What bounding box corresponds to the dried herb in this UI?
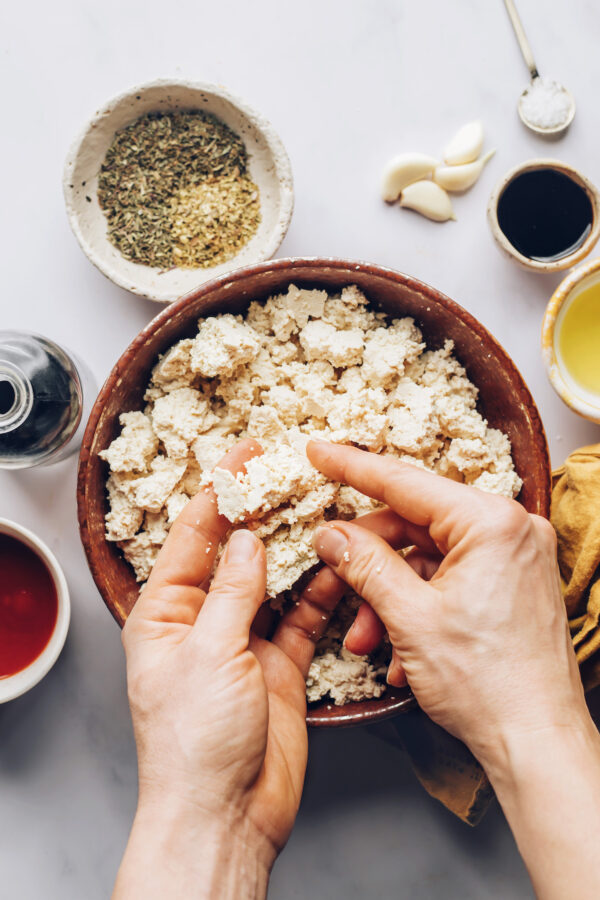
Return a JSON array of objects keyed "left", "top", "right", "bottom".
[
  {"left": 171, "top": 173, "right": 260, "bottom": 267},
  {"left": 97, "top": 111, "right": 261, "bottom": 269}
]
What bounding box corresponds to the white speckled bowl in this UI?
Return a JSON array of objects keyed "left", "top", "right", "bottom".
[{"left": 63, "top": 79, "right": 294, "bottom": 303}]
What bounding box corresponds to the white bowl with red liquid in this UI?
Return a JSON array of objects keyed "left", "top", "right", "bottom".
[{"left": 0, "top": 519, "right": 70, "bottom": 703}]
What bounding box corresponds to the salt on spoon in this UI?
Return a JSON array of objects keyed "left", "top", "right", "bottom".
[{"left": 503, "top": 0, "right": 575, "bottom": 136}]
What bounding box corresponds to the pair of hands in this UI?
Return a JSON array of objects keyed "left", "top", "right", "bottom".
[{"left": 114, "top": 439, "right": 594, "bottom": 899}]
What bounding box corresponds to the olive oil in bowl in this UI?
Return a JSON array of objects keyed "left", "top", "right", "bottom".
[{"left": 555, "top": 277, "right": 600, "bottom": 404}]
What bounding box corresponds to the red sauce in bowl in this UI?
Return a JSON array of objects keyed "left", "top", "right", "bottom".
[{"left": 0, "top": 534, "right": 58, "bottom": 678}]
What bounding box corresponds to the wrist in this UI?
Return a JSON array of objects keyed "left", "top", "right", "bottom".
[
  {"left": 114, "top": 793, "right": 274, "bottom": 900},
  {"left": 476, "top": 708, "right": 600, "bottom": 900},
  {"left": 481, "top": 705, "right": 600, "bottom": 797}
]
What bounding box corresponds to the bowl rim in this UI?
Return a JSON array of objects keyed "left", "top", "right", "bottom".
[
  {"left": 63, "top": 77, "right": 295, "bottom": 303},
  {"left": 487, "top": 158, "right": 600, "bottom": 272},
  {"left": 541, "top": 255, "right": 600, "bottom": 422},
  {"left": 77, "top": 255, "right": 551, "bottom": 727},
  {"left": 0, "top": 518, "right": 70, "bottom": 703}
]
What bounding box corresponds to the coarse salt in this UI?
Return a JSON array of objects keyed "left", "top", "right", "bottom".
[{"left": 520, "top": 78, "right": 572, "bottom": 129}]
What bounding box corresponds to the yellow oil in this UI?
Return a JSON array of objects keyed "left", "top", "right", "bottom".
[{"left": 558, "top": 281, "right": 600, "bottom": 396}]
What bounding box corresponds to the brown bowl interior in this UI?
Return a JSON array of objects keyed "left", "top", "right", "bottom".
[{"left": 78, "top": 258, "right": 551, "bottom": 728}]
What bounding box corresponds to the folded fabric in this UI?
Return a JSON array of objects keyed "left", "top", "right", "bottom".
[
  {"left": 552, "top": 444, "right": 600, "bottom": 691},
  {"left": 372, "top": 443, "right": 600, "bottom": 825}
]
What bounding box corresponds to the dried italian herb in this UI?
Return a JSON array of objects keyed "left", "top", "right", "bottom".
[{"left": 97, "top": 111, "right": 261, "bottom": 269}]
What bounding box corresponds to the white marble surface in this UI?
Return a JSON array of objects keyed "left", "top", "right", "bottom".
[{"left": 2, "top": 0, "right": 600, "bottom": 896}]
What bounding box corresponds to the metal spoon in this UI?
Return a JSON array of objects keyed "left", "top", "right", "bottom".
[{"left": 503, "top": 0, "right": 575, "bottom": 137}]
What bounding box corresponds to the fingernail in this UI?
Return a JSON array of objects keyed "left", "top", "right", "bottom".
[
  {"left": 342, "top": 620, "right": 357, "bottom": 649},
  {"left": 226, "top": 529, "right": 257, "bottom": 563},
  {"left": 307, "top": 438, "right": 329, "bottom": 450},
  {"left": 314, "top": 525, "right": 348, "bottom": 567}
]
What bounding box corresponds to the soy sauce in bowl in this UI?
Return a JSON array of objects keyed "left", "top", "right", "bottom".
[
  {"left": 497, "top": 169, "right": 593, "bottom": 263},
  {"left": 488, "top": 160, "right": 600, "bottom": 273},
  {"left": 0, "top": 533, "right": 58, "bottom": 678}
]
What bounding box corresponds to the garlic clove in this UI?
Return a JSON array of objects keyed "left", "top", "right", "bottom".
[
  {"left": 433, "top": 149, "right": 496, "bottom": 192},
  {"left": 399, "top": 181, "right": 456, "bottom": 222},
  {"left": 380, "top": 153, "right": 439, "bottom": 202},
  {"left": 443, "top": 121, "right": 484, "bottom": 165}
]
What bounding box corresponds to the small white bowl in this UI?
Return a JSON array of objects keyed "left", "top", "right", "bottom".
[
  {"left": 63, "top": 79, "right": 294, "bottom": 303},
  {"left": 0, "top": 519, "right": 70, "bottom": 703},
  {"left": 542, "top": 257, "right": 600, "bottom": 423}
]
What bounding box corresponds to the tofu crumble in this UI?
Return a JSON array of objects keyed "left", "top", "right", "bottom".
[{"left": 100, "top": 284, "right": 522, "bottom": 705}]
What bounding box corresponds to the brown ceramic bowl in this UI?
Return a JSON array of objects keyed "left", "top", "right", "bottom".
[{"left": 77, "top": 257, "right": 551, "bottom": 728}]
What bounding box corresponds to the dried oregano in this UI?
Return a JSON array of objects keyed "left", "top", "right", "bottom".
[{"left": 97, "top": 111, "right": 261, "bottom": 269}]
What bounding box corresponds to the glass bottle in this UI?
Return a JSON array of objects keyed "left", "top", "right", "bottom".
[{"left": 0, "top": 331, "right": 96, "bottom": 469}]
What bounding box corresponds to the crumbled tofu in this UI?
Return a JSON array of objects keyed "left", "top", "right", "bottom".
[
  {"left": 190, "top": 314, "right": 260, "bottom": 378},
  {"left": 181, "top": 457, "right": 203, "bottom": 495},
  {"left": 435, "top": 393, "right": 486, "bottom": 440},
  {"left": 264, "top": 521, "right": 321, "bottom": 597},
  {"left": 261, "top": 384, "right": 304, "bottom": 426},
  {"left": 166, "top": 491, "right": 190, "bottom": 524},
  {"left": 299, "top": 320, "right": 364, "bottom": 367},
  {"left": 208, "top": 444, "right": 324, "bottom": 523},
  {"left": 150, "top": 339, "right": 195, "bottom": 390},
  {"left": 387, "top": 383, "right": 441, "bottom": 455},
  {"left": 306, "top": 648, "right": 387, "bottom": 704},
  {"left": 128, "top": 456, "right": 187, "bottom": 513},
  {"left": 118, "top": 532, "right": 162, "bottom": 583},
  {"left": 101, "top": 283, "right": 523, "bottom": 706},
  {"left": 144, "top": 510, "right": 170, "bottom": 544},
  {"left": 327, "top": 388, "right": 389, "bottom": 451},
  {"left": 105, "top": 475, "right": 144, "bottom": 541},
  {"left": 446, "top": 436, "right": 493, "bottom": 475},
  {"left": 246, "top": 406, "right": 287, "bottom": 442},
  {"left": 151, "top": 387, "right": 218, "bottom": 458},
  {"left": 336, "top": 485, "right": 383, "bottom": 519},
  {"left": 99, "top": 412, "right": 158, "bottom": 474},
  {"left": 192, "top": 429, "right": 237, "bottom": 471},
  {"left": 361, "top": 320, "right": 425, "bottom": 387},
  {"left": 469, "top": 468, "right": 523, "bottom": 499}
]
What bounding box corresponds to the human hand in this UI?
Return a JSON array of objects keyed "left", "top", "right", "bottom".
[
  {"left": 306, "top": 440, "right": 587, "bottom": 772},
  {"left": 114, "top": 440, "right": 330, "bottom": 900}
]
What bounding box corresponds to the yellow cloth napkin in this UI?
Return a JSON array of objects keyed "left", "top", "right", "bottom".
[
  {"left": 372, "top": 443, "right": 600, "bottom": 826},
  {"left": 552, "top": 444, "right": 600, "bottom": 691}
]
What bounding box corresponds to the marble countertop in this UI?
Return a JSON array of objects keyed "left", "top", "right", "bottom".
[{"left": 2, "top": 0, "right": 600, "bottom": 896}]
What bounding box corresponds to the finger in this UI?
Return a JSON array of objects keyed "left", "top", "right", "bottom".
[
  {"left": 344, "top": 602, "right": 385, "bottom": 655},
  {"left": 148, "top": 438, "right": 263, "bottom": 591},
  {"left": 307, "top": 441, "right": 492, "bottom": 549},
  {"left": 313, "top": 520, "right": 434, "bottom": 640},
  {"left": 349, "top": 507, "right": 438, "bottom": 555},
  {"left": 280, "top": 507, "right": 438, "bottom": 667},
  {"left": 387, "top": 650, "right": 408, "bottom": 688},
  {"left": 403, "top": 548, "right": 442, "bottom": 582},
  {"left": 272, "top": 566, "right": 343, "bottom": 678},
  {"left": 252, "top": 603, "right": 275, "bottom": 640},
  {"left": 195, "top": 530, "right": 267, "bottom": 643},
  {"left": 345, "top": 548, "right": 442, "bottom": 655}
]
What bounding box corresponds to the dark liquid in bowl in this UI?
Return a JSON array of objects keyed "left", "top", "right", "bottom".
[
  {"left": 0, "top": 534, "right": 58, "bottom": 678},
  {"left": 497, "top": 169, "right": 593, "bottom": 262}
]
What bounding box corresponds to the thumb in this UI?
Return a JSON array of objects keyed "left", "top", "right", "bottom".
[
  {"left": 313, "top": 521, "right": 433, "bottom": 643},
  {"left": 194, "top": 529, "right": 267, "bottom": 645}
]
